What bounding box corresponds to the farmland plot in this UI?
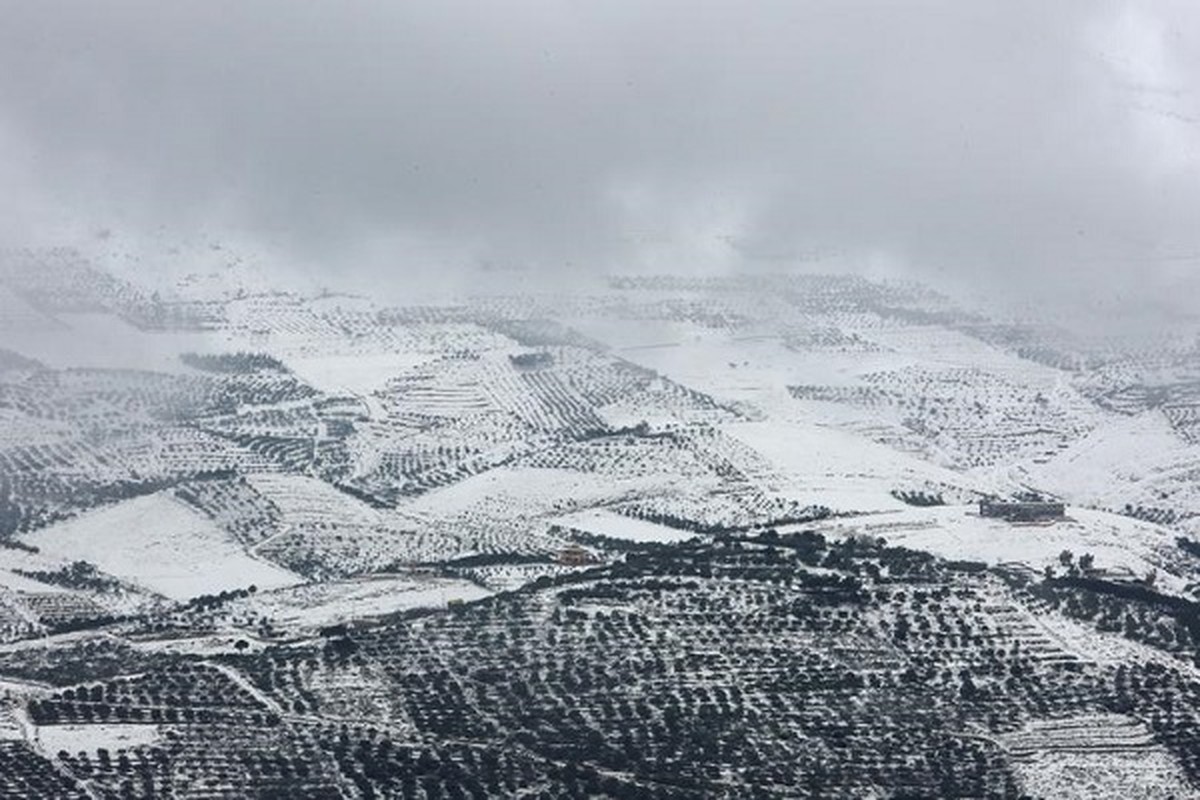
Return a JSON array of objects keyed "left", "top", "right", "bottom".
[{"left": 19, "top": 493, "right": 300, "bottom": 600}]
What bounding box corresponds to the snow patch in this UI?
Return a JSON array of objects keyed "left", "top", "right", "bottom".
[
  {"left": 20, "top": 493, "right": 301, "bottom": 600},
  {"left": 37, "top": 723, "right": 161, "bottom": 755},
  {"left": 554, "top": 508, "right": 696, "bottom": 544},
  {"left": 237, "top": 574, "right": 492, "bottom": 631}
]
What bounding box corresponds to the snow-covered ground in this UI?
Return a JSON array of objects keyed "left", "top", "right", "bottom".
[
  {"left": 0, "top": 566, "right": 74, "bottom": 595},
  {"left": 285, "top": 351, "right": 433, "bottom": 398},
  {"left": 35, "top": 723, "right": 161, "bottom": 756},
  {"left": 593, "top": 326, "right": 865, "bottom": 421},
  {"left": 246, "top": 473, "right": 384, "bottom": 527},
  {"left": 722, "top": 419, "right": 991, "bottom": 513},
  {"left": 19, "top": 493, "right": 301, "bottom": 600},
  {"left": 234, "top": 574, "right": 492, "bottom": 631},
  {"left": 1010, "top": 748, "right": 1194, "bottom": 800},
  {"left": 999, "top": 714, "right": 1194, "bottom": 800},
  {"left": 400, "top": 465, "right": 679, "bottom": 521},
  {"left": 5, "top": 258, "right": 1200, "bottom": 796},
  {"left": 819, "top": 505, "right": 1190, "bottom": 595},
  {"left": 1017, "top": 409, "right": 1200, "bottom": 515},
  {"left": 553, "top": 508, "right": 696, "bottom": 544}
]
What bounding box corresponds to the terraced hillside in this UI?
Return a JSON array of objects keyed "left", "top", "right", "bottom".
[{"left": 2, "top": 251, "right": 1200, "bottom": 797}]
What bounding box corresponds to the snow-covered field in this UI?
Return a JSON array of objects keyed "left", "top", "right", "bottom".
[
  {"left": 553, "top": 508, "right": 696, "bottom": 544},
  {"left": 246, "top": 473, "right": 384, "bottom": 527},
  {"left": 36, "top": 724, "right": 161, "bottom": 756},
  {"left": 401, "top": 465, "right": 679, "bottom": 522},
  {"left": 722, "top": 418, "right": 989, "bottom": 513},
  {"left": 285, "top": 351, "right": 433, "bottom": 398},
  {"left": 1017, "top": 410, "right": 1200, "bottom": 519},
  {"left": 235, "top": 574, "right": 492, "bottom": 630},
  {"left": 597, "top": 328, "right": 852, "bottom": 420},
  {"left": 1000, "top": 714, "right": 1194, "bottom": 800},
  {"left": 19, "top": 493, "right": 300, "bottom": 600},
  {"left": 1010, "top": 748, "right": 1195, "bottom": 800},
  {"left": 819, "top": 505, "right": 1190, "bottom": 595},
  {"left": 0, "top": 566, "right": 74, "bottom": 595}
]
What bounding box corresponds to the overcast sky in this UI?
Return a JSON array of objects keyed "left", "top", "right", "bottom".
[{"left": 2, "top": 1, "right": 1199, "bottom": 310}]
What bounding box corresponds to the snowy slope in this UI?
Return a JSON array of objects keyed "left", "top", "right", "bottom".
[
  {"left": 19, "top": 493, "right": 300, "bottom": 599},
  {"left": 1016, "top": 410, "right": 1200, "bottom": 519},
  {"left": 722, "top": 419, "right": 995, "bottom": 513},
  {"left": 818, "top": 504, "right": 1190, "bottom": 595}
]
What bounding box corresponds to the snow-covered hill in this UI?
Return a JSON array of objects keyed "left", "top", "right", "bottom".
[{"left": 3, "top": 253, "right": 1200, "bottom": 797}]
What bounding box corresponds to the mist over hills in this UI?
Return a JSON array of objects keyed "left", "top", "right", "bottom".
[
  {"left": 3, "top": 2, "right": 1200, "bottom": 315},
  {"left": 0, "top": 250, "right": 1199, "bottom": 797},
  {"left": 4, "top": 1, "right": 1200, "bottom": 796}
]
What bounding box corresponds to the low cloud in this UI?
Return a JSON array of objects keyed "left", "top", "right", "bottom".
[{"left": 2, "top": 1, "right": 1199, "bottom": 313}]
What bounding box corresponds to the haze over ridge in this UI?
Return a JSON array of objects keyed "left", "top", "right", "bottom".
[{"left": 1, "top": 1, "right": 1198, "bottom": 320}]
